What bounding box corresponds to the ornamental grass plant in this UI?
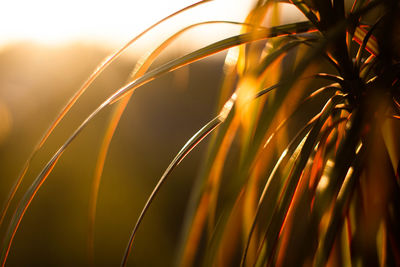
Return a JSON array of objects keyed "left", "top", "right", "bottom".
[{"left": 1, "top": 0, "right": 400, "bottom": 266}]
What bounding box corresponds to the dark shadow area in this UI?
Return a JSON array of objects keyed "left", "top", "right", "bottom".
[{"left": 0, "top": 42, "right": 226, "bottom": 266}]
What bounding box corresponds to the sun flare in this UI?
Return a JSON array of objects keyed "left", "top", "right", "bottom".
[{"left": 0, "top": 0, "right": 256, "bottom": 47}]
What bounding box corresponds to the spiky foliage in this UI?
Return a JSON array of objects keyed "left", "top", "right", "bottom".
[
  {"left": 173, "top": 1, "right": 400, "bottom": 266},
  {"left": 1, "top": 0, "right": 400, "bottom": 266}
]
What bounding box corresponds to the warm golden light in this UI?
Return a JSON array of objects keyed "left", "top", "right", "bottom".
[{"left": 0, "top": 0, "right": 257, "bottom": 47}]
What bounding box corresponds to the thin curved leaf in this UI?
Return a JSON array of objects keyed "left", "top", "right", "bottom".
[
  {"left": 121, "top": 78, "right": 284, "bottom": 266},
  {"left": 289, "top": 0, "right": 320, "bottom": 27},
  {"left": 0, "top": 0, "right": 213, "bottom": 232},
  {"left": 242, "top": 94, "right": 346, "bottom": 266},
  {"left": 87, "top": 19, "right": 261, "bottom": 263},
  {"left": 314, "top": 145, "right": 366, "bottom": 267},
  {"left": 0, "top": 29, "right": 275, "bottom": 266},
  {"left": 120, "top": 114, "right": 224, "bottom": 267},
  {"left": 355, "top": 18, "right": 382, "bottom": 69}
]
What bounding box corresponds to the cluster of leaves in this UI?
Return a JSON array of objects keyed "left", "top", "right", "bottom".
[
  {"left": 175, "top": 0, "right": 400, "bottom": 266},
  {"left": 0, "top": 0, "right": 399, "bottom": 266}
]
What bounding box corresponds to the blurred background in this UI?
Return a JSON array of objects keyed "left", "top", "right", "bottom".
[
  {"left": 0, "top": 0, "right": 309, "bottom": 265},
  {"left": 0, "top": 0, "right": 255, "bottom": 266}
]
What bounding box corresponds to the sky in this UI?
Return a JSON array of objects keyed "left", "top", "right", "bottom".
[
  {"left": 0, "top": 0, "right": 256, "bottom": 47},
  {"left": 0, "top": 0, "right": 307, "bottom": 51}
]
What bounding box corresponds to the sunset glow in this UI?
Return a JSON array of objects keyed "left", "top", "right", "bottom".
[{"left": 0, "top": 0, "right": 256, "bottom": 46}]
